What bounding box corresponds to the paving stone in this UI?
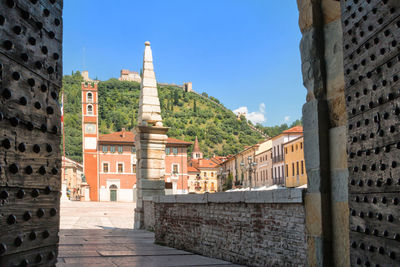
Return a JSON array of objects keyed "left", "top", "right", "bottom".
[
  {"left": 58, "top": 250, "right": 100, "bottom": 258},
  {"left": 58, "top": 200, "right": 240, "bottom": 266},
  {"left": 60, "top": 257, "right": 118, "bottom": 266},
  {"left": 111, "top": 254, "right": 233, "bottom": 267},
  {"left": 97, "top": 249, "right": 192, "bottom": 256}
]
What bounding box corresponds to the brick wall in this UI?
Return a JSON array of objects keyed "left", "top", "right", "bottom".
[{"left": 152, "top": 189, "right": 307, "bottom": 266}]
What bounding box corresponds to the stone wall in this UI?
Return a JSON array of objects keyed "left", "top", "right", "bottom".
[
  {"left": 297, "top": 0, "right": 350, "bottom": 265},
  {"left": 143, "top": 199, "right": 155, "bottom": 231},
  {"left": 152, "top": 189, "right": 307, "bottom": 266}
]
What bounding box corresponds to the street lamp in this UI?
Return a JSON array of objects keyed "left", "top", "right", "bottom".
[
  {"left": 240, "top": 156, "right": 257, "bottom": 189},
  {"left": 240, "top": 161, "right": 245, "bottom": 186}
]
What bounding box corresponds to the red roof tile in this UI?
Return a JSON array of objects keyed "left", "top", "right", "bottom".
[
  {"left": 188, "top": 166, "right": 200, "bottom": 173},
  {"left": 211, "top": 156, "right": 226, "bottom": 165},
  {"left": 282, "top": 126, "right": 303, "bottom": 134},
  {"left": 99, "top": 131, "right": 135, "bottom": 143},
  {"left": 190, "top": 158, "right": 219, "bottom": 169},
  {"left": 166, "top": 137, "right": 192, "bottom": 145},
  {"left": 99, "top": 130, "right": 192, "bottom": 146}
]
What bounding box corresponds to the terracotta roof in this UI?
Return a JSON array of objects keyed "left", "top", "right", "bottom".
[
  {"left": 190, "top": 158, "right": 219, "bottom": 169},
  {"left": 188, "top": 166, "right": 200, "bottom": 173},
  {"left": 166, "top": 137, "right": 192, "bottom": 145},
  {"left": 283, "top": 126, "right": 303, "bottom": 134},
  {"left": 192, "top": 136, "right": 202, "bottom": 153},
  {"left": 211, "top": 156, "right": 226, "bottom": 165},
  {"left": 99, "top": 130, "right": 191, "bottom": 146},
  {"left": 99, "top": 131, "right": 135, "bottom": 143}
]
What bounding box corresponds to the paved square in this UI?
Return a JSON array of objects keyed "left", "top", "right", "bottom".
[
  {"left": 58, "top": 200, "right": 241, "bottom": 266},
  {"left": 60, "top": 200, "right": 134, "bottom": 229}
]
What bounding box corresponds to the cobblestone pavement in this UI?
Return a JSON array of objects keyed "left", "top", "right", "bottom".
[{"left": 58, "top": 200, "right": 241, "bottom": 266}]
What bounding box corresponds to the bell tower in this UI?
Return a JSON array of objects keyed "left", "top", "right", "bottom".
[
  {"left": 82, "top": 82, "right": 99, "bottom": 201},
  {"left": 192, "top": 136, "right": 203, "bottom": 159}
]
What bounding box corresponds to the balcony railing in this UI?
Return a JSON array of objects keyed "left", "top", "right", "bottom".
[
  {"left": 273, "top": 177, "right": 285, "bottom": 185},
  {"left": 272, "top": 155, "right": 284, "bottom": 163}
]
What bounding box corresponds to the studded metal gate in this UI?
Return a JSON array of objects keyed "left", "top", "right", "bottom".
[
  {"left": 0, "top": 0, "right": 62, "bottom": 266},
  {"left": 342, "top": 0, "right": 400, "bottom": 265}
]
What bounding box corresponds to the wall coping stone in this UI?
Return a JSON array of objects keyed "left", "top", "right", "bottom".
[{"left": 152, "top": 188, "right": 305, "bottom": 204}]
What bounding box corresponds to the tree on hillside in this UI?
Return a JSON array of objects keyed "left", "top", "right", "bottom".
[
  {"left": 62, "top": 74, "right": 304, "bottom": 161},
  {"left": 255, "top": 119, "right": 303, "bottom": 137},
  {"left": 173, "top": 90, "right": 179, "bottom": 105}
]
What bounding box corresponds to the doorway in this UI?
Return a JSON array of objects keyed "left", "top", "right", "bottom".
[{"left": 110, "top": 184, "right": 118, "bottom": 201}]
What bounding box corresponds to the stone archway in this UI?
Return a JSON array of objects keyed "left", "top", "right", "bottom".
[
  {"left": 0, "top": 0, "right": 63, "bottom": 265},
  {"left": 1, "top": 0, "right": 399, "bottom": 266}
]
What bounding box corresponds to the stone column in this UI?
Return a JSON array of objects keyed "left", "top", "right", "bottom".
[
  {"left": 297, "top": 0, "right": 349, "bottom": 266},
  {"left": 134, "top": 41, "right": 168, "bottom": 229},
  {"left": 134, "top": 126, "right": 168, "bottom": 229}
]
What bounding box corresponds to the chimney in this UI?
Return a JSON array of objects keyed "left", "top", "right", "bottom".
[{"left": 122, "top": 128, "right": 126, "bottom": 137}]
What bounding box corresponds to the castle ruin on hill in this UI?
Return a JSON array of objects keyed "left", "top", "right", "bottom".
[{"left": 81, "top": 70, "right": 193, "bottom": 93}]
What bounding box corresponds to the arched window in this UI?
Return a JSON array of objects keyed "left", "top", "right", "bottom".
[
  {"left": 87, "top": 104, "right": 93, "bottom": 115},
  {"left": 87, "top": 92, "right": 93, "bottom": 103}
]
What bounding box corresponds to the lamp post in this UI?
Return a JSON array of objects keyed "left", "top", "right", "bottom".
[
  {"left": 218, "top": 167, "right": 223, "bottom": 191},
  {"left": 240, "top": 156, "right": 257, "bottom": 190}
]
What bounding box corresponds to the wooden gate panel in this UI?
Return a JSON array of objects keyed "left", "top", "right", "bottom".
[
  {"left": 342, "top": 0, "right": 400, "bottom": 266},
  {"left": 0, "top": 0, "right": 62, "bottom": 266}
]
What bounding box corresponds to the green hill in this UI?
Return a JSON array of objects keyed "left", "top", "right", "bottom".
[{"left": 62, "top": 71, "right": 265, "bottom": 163}]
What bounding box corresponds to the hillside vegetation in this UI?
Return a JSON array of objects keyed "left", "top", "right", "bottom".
[
  {"left": 254, "top": 120, "right": 302, "bottom": 137},
  {"left": 63, "top": 72, "right": 266, "bottom": 162}
]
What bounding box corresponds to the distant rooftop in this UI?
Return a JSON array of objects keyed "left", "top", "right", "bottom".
[
  {"left": 282, "top": 126, "right": 303, "bottom": 134},
  {"left": 99, "top": 130, "right": 192, "bottom": 146}
]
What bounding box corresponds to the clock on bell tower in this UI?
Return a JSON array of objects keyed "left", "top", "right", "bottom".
[{"left": 82, "top": 81, "right": 99, "bottom": 201}]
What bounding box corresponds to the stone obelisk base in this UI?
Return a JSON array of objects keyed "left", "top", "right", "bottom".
[{"left": 134, "top": 125, "right": 168, "bottom": 229}]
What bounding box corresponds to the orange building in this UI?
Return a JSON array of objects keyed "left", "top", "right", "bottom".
[
  {"left": 284, "top": 136, "right": 307, "bottom": 187},
  {"left": 81, "top": 82, "right": 192, "bottom": 201},
  {"left": 81, "top": 82, "right": 99, "bottom": 201}
]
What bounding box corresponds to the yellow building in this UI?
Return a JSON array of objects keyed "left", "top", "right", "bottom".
[
  {"left": 284, "top": 136, "right": 307, "bottom": 187},
  {"left": 188, "top": 159, "right": 219, "bottom": 193},
  {"left": 187, "top": 138, "right": 218, "bottom": 193}
]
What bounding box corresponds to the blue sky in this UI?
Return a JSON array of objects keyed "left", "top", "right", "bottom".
[{"left": 63, "top": 0, "right": 305, "bottom": 126}]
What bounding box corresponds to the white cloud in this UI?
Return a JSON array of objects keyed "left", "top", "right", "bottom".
[
  {"left": 259, "top": 103, "right": 266, "bottom": 113},
  {"left": 284, "top": 116, "right": 290, "bottom": 122},
  {"left": 233, "top": 106, "right": 248, "bottom": 114},
  {"left": 233, "top": 103, "right": 267, "bottom": 125}
]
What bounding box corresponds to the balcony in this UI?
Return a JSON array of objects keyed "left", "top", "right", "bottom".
[
  {"left": 272, "top": 155, "right": 284, "bottom": 163},
  {"left": 273, "top": 177, "right": 285, "bottom": 185}
]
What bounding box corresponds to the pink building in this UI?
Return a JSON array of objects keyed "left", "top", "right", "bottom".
[
  {"left": 95, "top": 130, "right": 191, "bottom": 201},
  {"left": 164, "top": 139, "right": 192, "bottom": 194},
  {"left": 82, "top": 82, "right": 192, "bottom": 201}
]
